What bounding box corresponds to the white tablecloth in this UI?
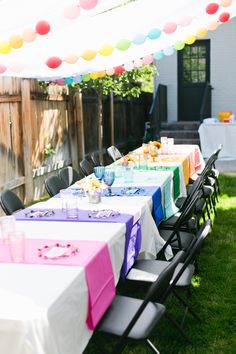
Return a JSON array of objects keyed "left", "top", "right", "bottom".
[
  {"left": 198, "top": 123, "right": 236, "bottom": 158},
  {"left": 0, "top": 222, "right": 126, "bottom": 354},
  {"left": 0, "top": 185, "right": 173, "bottom": 354},
  {"left": 0, "top": 153, "right": 196, "bottom": 354}
]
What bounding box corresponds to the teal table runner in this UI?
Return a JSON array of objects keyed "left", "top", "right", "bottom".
[{"left": 148, "top": 166, "right": 180, "bottom": 200}]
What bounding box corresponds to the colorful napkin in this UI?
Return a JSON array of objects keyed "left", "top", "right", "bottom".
[{"left": 0, "top": 239, "right": 115, "bottom": 330}]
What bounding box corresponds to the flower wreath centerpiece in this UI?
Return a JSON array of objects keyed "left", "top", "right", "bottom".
[
  {"left": 149, "top": 141, "right": 162, "bottom": 161},
  {"left": 76, "top": 178, "right": 106, "bottom": 204},
  {"left": 150, "top": 141, "right": 162, "bottom": 149},
  {"left": 121, "top": 154, "right": 137, "bottom": 167}
]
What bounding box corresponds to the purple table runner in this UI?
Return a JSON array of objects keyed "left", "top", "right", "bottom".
[
  {"left": 105, "top": 186, "right": 164, "bottom": 226},
  {"left": 15, "top": 208, "right": 141, "bottom": 278},
  {"left": 55, "top": 185, "right": 164, "bottom": 225}
]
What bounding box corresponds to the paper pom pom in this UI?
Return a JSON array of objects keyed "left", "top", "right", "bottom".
[
  {"left": 185, "top": 35, "right": 196, "bottom": 45},
  {"left": 99, "top": 44, "right": 114, "bottom": 56},
  {"left": 163, "top": 46, "right": 175, "bottom": 56},
  {"left": 174, "top": 41, "right": 185, "bottom": 50},
  {"left": 116, "top": 39, "right": 131, "bottom": 51},
  {"left": 114, "top": 66, "right": 125, "bottom": 74},
  {"left": 219, "top": 12, "right": 230, "bottom": 22},
  {"left": 148, "top": 28, "right": 161, "bottom": 39},
  {"left": 207, "top": 20, "right": 219, "bottom": 30},
  {"left": 196, "top": 28, "right": 208, "bottom": 38},
  {"left": 206, "top": 3, "right": 219, "bottom": 15},
  {"left": 9, "top": 35, "right": 23, "bottom": 49},
  {"left": 178, "top": 16, "right": 192, "bottom": 27},
  {"left": 142, "top": 55, "right": 153, "bottom": 65},
  {"left": 0, "top": 42, "right": 11, "bottom": 54},
  {"left": 153, "top": 51, "right": 164, "bottom": 60},
  {"left": 90, "top": 72, "right": 99, "bottom": 80},
  {"left": 220, "top": 0, "right": 232, "bottom": 7},
  {"left": 0, "top": 64, "right": 7, "bottom": 73},
  {"left": 64, "top": 5, "right": 81, "bottom": 19},
  {"left": 163, "top": 22, "right": 177, "bottom": 34},
  {"left": 134, "top": 59, "right": 143, "bottom": 68},
  {"left": 46, "top": 57, "right": 62, "bottom": 69},
  {"left": 79, "top": 0, "right": 98, "bottom": 10},
  {"left": 22, "top": 28, "right": 37, "bottom": 42},
  {"left": 106, "top": 68, "right": 115, "bottom": 76},
  {"left": 82, "top": 74, "right": 91, "bottom": 82},
  {"left": 64, "top": 54, "right": 79, "bottom": 64},
  {"left": 35, "top": 21, "right": 50, "bottom": 35},
  {"left": 81, "top": 49, "right": 96, "bottom": 61},
  {"left": 56, "top": 79, "right": 65, "bottom": 86},
  {"left": 64, "top": 77, "right": 73, "bottom": 85},
  {"left": 73, "top": 76, "right": 82, "bottom": 83},
  {"left": 124, "top": 62, "right": 134, "bottom": 71},
  {"left": 132, "top": 33, "right": 146, "bottom": 45}
]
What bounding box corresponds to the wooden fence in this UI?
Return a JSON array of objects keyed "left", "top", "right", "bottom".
[{"left": 0, "top": 77, "right": 152, "bottom": 210}]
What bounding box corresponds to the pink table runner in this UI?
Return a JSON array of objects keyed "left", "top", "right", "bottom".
[{"left": 0, "top": 239, "right": 115, "bottom": 330}]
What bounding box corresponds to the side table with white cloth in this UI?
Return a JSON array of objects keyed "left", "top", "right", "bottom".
[{"left": 198, "top": 122, "right": 236, "bottom": 158}]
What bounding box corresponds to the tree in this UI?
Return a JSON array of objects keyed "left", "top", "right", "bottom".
[{"left": 70, "top": 65, "right": 158, "bottom": 162}]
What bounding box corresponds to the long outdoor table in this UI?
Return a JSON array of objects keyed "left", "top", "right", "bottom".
[{"left": 0, "top": 144, "right": 205, "bottom": 354}]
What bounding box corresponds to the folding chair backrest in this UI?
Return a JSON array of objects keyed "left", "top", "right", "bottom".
[
  {"left": 45, "top": 176, "right": 67, "bottom": 197},
  {"left": 0, "top": 189, "right": 25, "bottom": 215},
  {"left": 80, "top": 159, "right": 94, "bottom": 176},
  {"left": 175, "top": 190, "right": 202, "bottom": 231},
  {"left": 179, "top": 176, "right": 203, "bottom": 212},
  {"left": 213, "top": 144, "right": 223, "bottom": 158},
  {"left": 169, "top": 220, "right": 211, "bottom": 289},
  {"left": 91, "top": 152, "right": 101, "bottom": 167},
  {"left": 59, "top": 166, "right": 80, "bottom": 187},
  {"left": 107, "top": 145, "right": 122, "bottom": 162},
  {"left": 119, "top": 250, "right": 185, "bottom": 340}
]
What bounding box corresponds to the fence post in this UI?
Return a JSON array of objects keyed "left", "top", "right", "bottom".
[
  {"left": 21, "top": 79, "right": 34, "bottom": 204},
  {"left": 67, "top": 92, "right": 79, "bottom": 170},
  {"left": 110, "top": 91, "right": 114, "bottom": 146},
  {"left": 73, "top": 89, "right": 85, "bottom": 162}
]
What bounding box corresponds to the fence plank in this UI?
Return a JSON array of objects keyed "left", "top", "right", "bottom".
[
  {"left": 74, "top": 90, "right": 85, "bottom": 161},
  {"left": 21, "top": 79, "right": 34, "bottom": 203}
]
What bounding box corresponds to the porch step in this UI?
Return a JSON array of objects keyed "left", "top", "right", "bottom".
[
  {"left": 161, "top": 121, "right": 200, "bottom": 131},
  {"left": 173, "top": 138, "right": 200, "bottom": 145},
  {"left": 160, "top": 121, "right": 200, "bottom": 146}
]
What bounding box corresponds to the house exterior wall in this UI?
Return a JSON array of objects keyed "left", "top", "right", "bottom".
[{"left": 154, "top": 17, "right": 236, "bottom": 122}]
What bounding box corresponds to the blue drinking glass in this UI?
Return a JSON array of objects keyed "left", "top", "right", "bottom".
[
  {"left": 103, "top": 170, "right": 115, "bottom": 196},
  {"left": 94, "top": 166, "right": 105, "bottom": 181}
]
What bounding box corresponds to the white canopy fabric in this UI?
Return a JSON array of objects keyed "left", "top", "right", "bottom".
[{"left": 0, "top": 0, "right": 235, "bottom": 80}]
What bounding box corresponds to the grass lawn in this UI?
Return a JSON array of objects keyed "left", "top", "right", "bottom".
[{"left": 85, "top": 173, "right": 236, "bottom": 354}]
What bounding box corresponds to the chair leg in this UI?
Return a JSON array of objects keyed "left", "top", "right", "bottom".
[
  {"left": 204, "top": 199, "right": 212, "bottom": 220},
  {"left": 164, "top": 311, "right": 192, "bottom": 344},
  {"left": 172, "top": 289, "right": 201, "bottom": 323},
  {"left": 146, "top": 338, "right": 160, "bottom": 354}
]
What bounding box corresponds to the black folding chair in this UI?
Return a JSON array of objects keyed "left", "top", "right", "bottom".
[
  {"left": 0, "top": 189, "right": 25, "bottom": 215},
  {"left": 96, "top": 251, "right": 184, "bottom": 354},
  {"left": 107, "top": 145, "right": 123, "bottom": 162},
  {"left": 80, "top": 159, "right": 94, "bottom": 176},
  {"left": 157, "top": 190, "right": 203, "bottom": 256},
  {"left": 58, "top": 166, "right": 81, "bottom": 187},
  {"left": 91, "top": 151, "right": 102, "bottom": 166},
  {"left": 127, "top": 220, "right": 212, "bottom": 341},
  {"left": 161, "top": 175, "right": 207, "bottom": 232},
  {"left": 45, "top": 176, "right": 67, "bottom": 197}
]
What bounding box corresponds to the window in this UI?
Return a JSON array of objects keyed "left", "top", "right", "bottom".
[{"left": 182, "top": 44, "right": 207, "bottom": 84}]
